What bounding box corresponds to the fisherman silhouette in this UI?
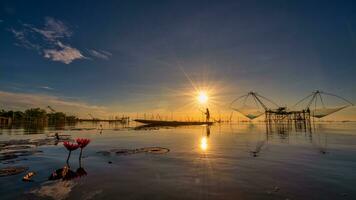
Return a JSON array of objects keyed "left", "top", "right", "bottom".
[{"left": 205, "top": 108, "right": 210, "bottom": 122}]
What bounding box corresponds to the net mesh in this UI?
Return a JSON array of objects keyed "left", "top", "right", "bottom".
[
  {"left": 232, "top": 106, "right": 264, "bottom": 120},
  {"left": 293, "top": 91, "right": 353, "bottom": 118},
  {"left": 230, "top": 92, "right": 279, "bottom": 120},
  {"left": 311, "top": 106, "right": 348, "bottom": 118}
]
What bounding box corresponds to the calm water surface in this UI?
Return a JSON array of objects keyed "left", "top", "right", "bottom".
[{"left": 1, "top": 122, "right": 356, "bottom": 200}]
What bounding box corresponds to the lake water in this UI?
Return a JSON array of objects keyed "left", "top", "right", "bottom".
[{"left": 1, "top": 122, "right": 356, "bottom": 200}]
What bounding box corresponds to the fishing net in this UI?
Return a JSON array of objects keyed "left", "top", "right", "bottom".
[
  {"left": 232, "top": 107, "right": 264, "bottom": 120},
  {"left": 311, "top": 106, "right": 348, "bottom": 118},
  {"left": 230, "top": 92, "right": 279, "bottom": 120},
  {"left": 293, "top": 91, "right": 353, "bottom": 118}
]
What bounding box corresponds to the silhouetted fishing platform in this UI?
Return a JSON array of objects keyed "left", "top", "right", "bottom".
[
  {"left": 135, "top": 119, "right": 213, "bottom": 126},
  {"left": 230, "top": 90, "right": 353, "bottom": 123},
  {"left": 265, "top": 107, "right": 311, "bottom": 122}
]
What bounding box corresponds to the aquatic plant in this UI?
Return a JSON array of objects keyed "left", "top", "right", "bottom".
[
  {"left": 76, "top": 138, "right": 90, "bottom": 149},
  {"left": 76, "top": 138, "right": 90, "bottom": 164},
  {"left": 63, "top": 141, "right": 79, "bottom": 165},
  {"left": 75, "top": 138, "right": 90, "bottom": 179}
]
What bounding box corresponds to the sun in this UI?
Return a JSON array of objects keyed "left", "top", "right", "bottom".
[{"left": 197, "top": 91, "right": 208, "bottom": 104}]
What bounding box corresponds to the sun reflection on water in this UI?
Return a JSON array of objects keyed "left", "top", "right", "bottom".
[{"left": 200, "top": 136, "right": 208, "bottom": 151}]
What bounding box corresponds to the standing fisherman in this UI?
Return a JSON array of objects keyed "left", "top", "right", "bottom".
[{"left": 205, "top": 108, "right": 210, "bottom": 122}]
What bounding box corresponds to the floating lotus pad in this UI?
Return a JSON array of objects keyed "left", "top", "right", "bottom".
[
  {"left": 0, "top": 166, "right": 29, "bottom": 177},
  {"left": 96, "top": 151, "right": 111, "bottom": 156},
  {"left": 0, "top": 137, "right": 72, "bottom": 148},
  {"left": 97, "top": 147, "right": 170, "bottom": 156},
  {"left": 0, "top": 150, "right": 43, "bottom": 161},
  {"left": 1, "top": 145, "right": 35, "bottom": 151},
  {"left": 144, "top": 147, "right": 170, "bottom": 154},
  {"left": 114, "top": 147, "right": 170, "bottom": 155},
  {"left": 0, "top": 139, "right": 51, "bottom": 163},
  {"left": 0, "top": 136, "right": 72, "bottom": 163}
]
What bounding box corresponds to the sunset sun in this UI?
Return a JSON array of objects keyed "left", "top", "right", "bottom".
[{"left": 197, "top": 91, "right": 208, "bottom": 104}]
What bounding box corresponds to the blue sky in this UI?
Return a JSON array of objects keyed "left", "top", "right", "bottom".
[{"left": 1, "top": 0, "right": 356, "bottom": 119}]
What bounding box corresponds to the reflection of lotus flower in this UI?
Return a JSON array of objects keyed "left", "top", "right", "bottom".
[
  {"left": 63, "top": 142, "right": 79, "bottom": 165},
  {"left": 76, "top": 138, "right": 90, "bottom": 149}
]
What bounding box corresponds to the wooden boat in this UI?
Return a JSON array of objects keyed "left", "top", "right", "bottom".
[{"left": 134, "top": 119, "right": 213, "bottom": 126}]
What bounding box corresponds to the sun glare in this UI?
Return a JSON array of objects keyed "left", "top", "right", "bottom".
[
  {"left": 197, "top": 91, "right": 208, "bottom": 104},
  {"left": 200, "top": 136, "right": 208, "bottom": 151}
]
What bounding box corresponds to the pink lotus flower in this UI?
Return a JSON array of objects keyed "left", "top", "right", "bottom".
[
  {"left": 76, "top": 138, "right": 90, "bottom": 149},
  {"left": 63, "top": 141, "right": 79, "bottom": 165},
  {"left": 63, "top": 141, "right": 79, "bottom": 151}
]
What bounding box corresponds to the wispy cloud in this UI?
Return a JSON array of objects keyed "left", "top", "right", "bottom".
[
  {"left": 39, "top": 86, "right": 54, "bottom": 90},
  {"left": 8, "top": 17, "right": 101, "bottom": 64},
  {"left": 88, "top": 49, "right": 112, "bottom": 60},
  {"left": 0, "top": 90, "right": 109, "bottom": 118},
  {"left": 10, "top": 28, "right": 41, "bottom": 50},
  {"left": 29, "top": 17, "right": 72, "bottom": 41},
  {"left": 44, "top": 41, "right": 85, "bottom": 64}
]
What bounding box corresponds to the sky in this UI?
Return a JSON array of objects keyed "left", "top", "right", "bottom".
[{"left": 1, "top": 0, "right": 356, "bottom": 119}]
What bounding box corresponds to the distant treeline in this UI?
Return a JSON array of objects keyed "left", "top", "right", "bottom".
[{"left": 0, "top": 108, "right": 77, "bottom": 123}]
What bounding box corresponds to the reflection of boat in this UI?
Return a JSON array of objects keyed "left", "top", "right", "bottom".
[{"left": 134, "top": 119, "right": 213, "bottom": 126}]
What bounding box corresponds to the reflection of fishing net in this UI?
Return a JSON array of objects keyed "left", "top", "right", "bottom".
[
  {"left": 293, "top": 91, "right": 353, "bottom": 118},
  {"left": 230, "top": 92, "right": 279, "bottom": 120}
]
